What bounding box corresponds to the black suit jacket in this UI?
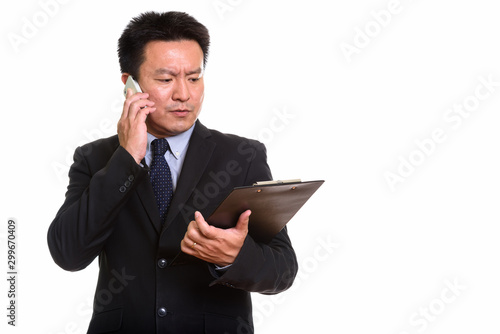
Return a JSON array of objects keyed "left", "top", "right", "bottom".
[{"left": 47, "top": 121, "right": 298, "bottom": 333}]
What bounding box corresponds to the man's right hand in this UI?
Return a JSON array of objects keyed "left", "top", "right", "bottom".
[{"left": 117, "top": 88, "right": 156, "bottom": 164}]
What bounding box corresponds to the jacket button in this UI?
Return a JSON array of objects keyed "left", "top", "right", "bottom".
[
  {"left": 124, "top": 180, "right": 131, "bottom": 187},
  {"left": 157, "top": 258, "right": 167, "bottom": 268},
  {"left": 119, "top": 186, "right": 126, "bottom": 193},
  {"left": 157, "top": 307, "right": 167, "bottom": 317},
  {"left": 128, "top": 175, "right": 134, "bottom": 182}
]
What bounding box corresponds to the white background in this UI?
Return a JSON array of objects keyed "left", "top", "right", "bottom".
[{"left": 1, "top": 0, "right": 500, "bottom": 333}]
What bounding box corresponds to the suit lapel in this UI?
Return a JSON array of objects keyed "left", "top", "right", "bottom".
[
  {"left": 162, "top": 121, "right": 215, "bottom": 231},
  {"left": 136, "top": 159, "right": 163, "bottom": 233},
  {"left": 106, "top": 137, "right": 161, "bottom": 233}
]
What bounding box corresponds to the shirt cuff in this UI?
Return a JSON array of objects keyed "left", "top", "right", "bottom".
[{"left": 214, "top": 263, "right": 233, "bottom": 271}]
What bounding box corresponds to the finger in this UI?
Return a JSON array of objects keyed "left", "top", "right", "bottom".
[
  {"left": 180, "top": 238, "right": 193, "bottom": 254},
  {"left": 235, "top": 210, "right": 251, "bottom": 232},
  {"left": 181, "top": 230, "right": 194, "bottom": 247},
  {"left": 135, "top": 106, "right": 156, "bottom": 123},
  {"left": 185, "top": 220, "right": 203, "bottom": 243},
  {"left": 121, "top": 90, "right": 143, "bottom": 120},
  {"left": 121, "top": 92, "right": 152, "bottom": 121},
  {"left": 181, "top": 234, "right": 200, "bottom": 254},
  {"left": 194, "top": 211, "right": 215, "bottom": 239},
  {"left": 129, "top": 98, "right": 155, "bottom": 120}
]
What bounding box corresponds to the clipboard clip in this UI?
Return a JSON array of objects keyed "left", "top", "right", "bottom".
[{"left": 253, "top": 179, "right": 301, "bottom": 186}]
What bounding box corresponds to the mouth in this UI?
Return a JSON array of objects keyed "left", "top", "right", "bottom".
[{"left": 169, "top": 109, "right": 190, "bottom": 117}]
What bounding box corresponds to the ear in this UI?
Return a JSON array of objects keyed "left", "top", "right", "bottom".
[{"left": 121, "top": 73, "right": 130, "bottom": 85}]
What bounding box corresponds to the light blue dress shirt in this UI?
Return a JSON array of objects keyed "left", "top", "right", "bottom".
[{"left": 144, "top": 124, "right": 195, "bottom": 191}]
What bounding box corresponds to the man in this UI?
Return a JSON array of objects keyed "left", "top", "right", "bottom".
[{"left": 47, "top": 11, "right": 297, "bottom": 333}]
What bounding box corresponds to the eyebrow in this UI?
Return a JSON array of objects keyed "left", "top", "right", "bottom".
[{"left": 154, "top": 67, "right": 203, "bottom": 76}]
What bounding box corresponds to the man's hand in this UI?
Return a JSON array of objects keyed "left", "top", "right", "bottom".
[
  {"left": 117, "top": 88, "right": 156, "bottom": 164},
  {"left": 181, "top": 210, "right": 251, "bottom": 267}
]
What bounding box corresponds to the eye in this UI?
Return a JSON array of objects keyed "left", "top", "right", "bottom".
[
  {"left": 189, "top": 77, "right": 200, "bottom": 82},
  {"left": 157, "top": 79, "right": 172, "bottom": 83}
]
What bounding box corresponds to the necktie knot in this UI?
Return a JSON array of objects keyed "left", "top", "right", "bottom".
[{"left": 152, "top": 138, "right": 169, "bottom": 157}]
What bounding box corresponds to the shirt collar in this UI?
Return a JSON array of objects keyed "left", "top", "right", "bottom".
[{"left": 146, "top": 123, "right": 196, "bottom": 160}]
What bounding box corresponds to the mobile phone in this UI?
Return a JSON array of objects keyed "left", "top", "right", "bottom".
[{"left": 123, "top": 76, "right": 142, "bottom": 97}]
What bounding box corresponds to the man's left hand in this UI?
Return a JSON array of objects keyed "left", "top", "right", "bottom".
[{"left": 180, "top": 210, "right": 251, "bottom": 267}]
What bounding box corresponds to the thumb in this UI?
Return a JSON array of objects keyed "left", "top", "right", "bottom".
[{"left": 235, "top": 210, "right": 251, "bottom": 232}]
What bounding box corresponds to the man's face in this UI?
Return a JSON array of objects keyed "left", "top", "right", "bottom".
[{"left": 136, "top": 40, "right": 205, "bottom": 137}]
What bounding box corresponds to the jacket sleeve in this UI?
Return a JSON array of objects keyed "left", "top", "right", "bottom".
[
  {"left": 47, "top": 144, "right": 147, "bottom": 271},
  {"left": 209, "top": 141, "right": 299, "bottom": 294}
]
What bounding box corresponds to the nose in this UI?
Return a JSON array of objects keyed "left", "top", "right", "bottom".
[{"left": 172, "top": 79, "right": 190, "bottom": 102}]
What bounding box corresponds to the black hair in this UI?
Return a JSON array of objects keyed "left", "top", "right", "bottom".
[{"left": 117, "top": 11, "right": 210, "bottom": 79}]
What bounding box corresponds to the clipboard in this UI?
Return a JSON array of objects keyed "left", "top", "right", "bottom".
[{"left": 206, "top": 179, "right": 324, "bottom": 242}]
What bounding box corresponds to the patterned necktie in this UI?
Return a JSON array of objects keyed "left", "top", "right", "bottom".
[{"left": 150, "top": 139, "right": 173, "bottom": 223}]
